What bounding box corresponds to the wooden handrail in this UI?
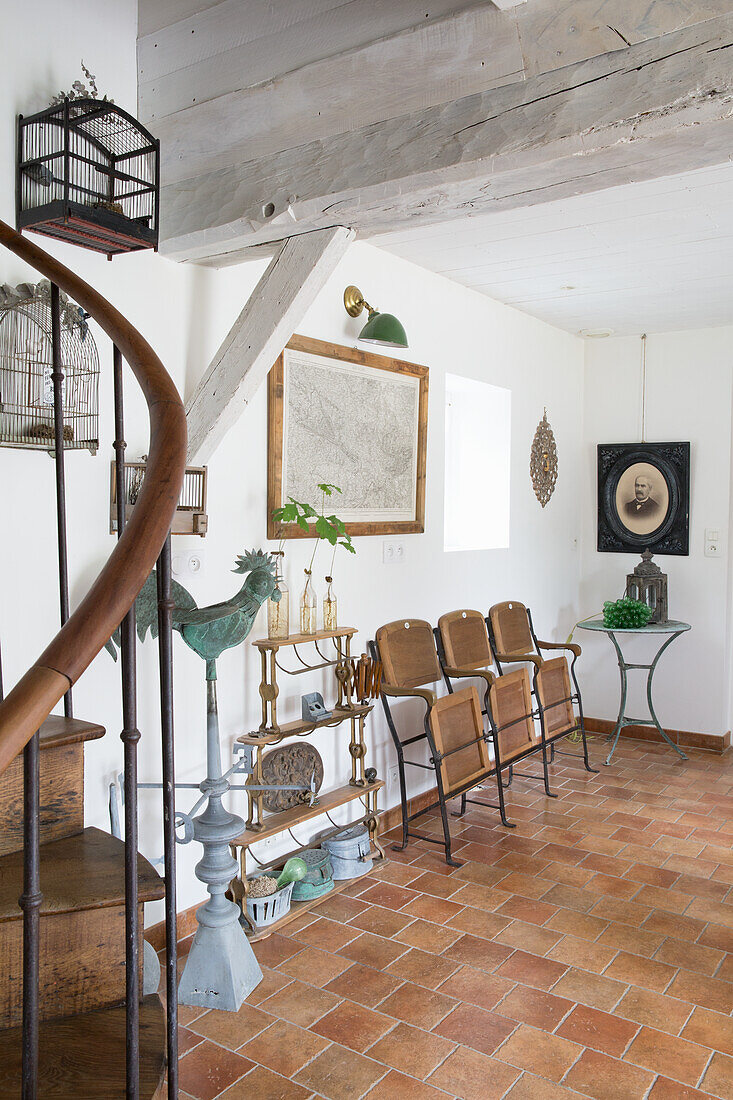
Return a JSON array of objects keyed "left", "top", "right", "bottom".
[{"left": 0, "top": 219, "right": 187, "bottom": 775}]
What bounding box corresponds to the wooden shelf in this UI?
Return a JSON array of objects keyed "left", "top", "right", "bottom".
[
  {"left": 231, "top": 779, "right": 384, "bottom": 848},
  {"left": 238, "top": 704, "right": 372, "bottom": 745},
  {"left": 244, "top": 852, "right": 380, "bottom": 941},
  {"left": 252, "top": 627, "right": 357, "bottom": 651}
]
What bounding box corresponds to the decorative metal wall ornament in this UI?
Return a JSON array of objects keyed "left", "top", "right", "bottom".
[
  {"left": 0, "top": 279, "right": 98, "bottom": 452},
  {"left": 530, "top": 408, "right": 558, "bottom": 507}
]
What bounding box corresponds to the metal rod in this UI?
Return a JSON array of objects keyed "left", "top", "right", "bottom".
[
  {"left": 51, "top": 282, "right": 72, "bottom": 718},
  {"left": 156, "top": 535, "right": 178, "bottom": 1099},
  {"left": 114, "top": 345, "right": 140, "bottom": 1099},
  {"left": 21, "top": 731, "right": 41, "bottom": 1099}
]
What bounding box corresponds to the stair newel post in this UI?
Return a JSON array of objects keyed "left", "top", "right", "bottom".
[
  {"left": 114, "top": 344, "right": 141, "bottom": 1099},
  {"left": 156, "top": 534, "right": 179, "bottom": 1098},
  {"left": 20, "top": 730, "right": 41, "bottom": 1099},
  {"left": 50, "top": 281, "right": 72, "bottom": 719}
]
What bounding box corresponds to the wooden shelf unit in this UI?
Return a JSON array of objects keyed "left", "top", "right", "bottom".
[{"left": 229, "top": 626, "right": 384, "bottom": 938}]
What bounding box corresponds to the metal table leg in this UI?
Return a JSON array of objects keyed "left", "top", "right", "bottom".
[{"left": 604, "top": 630, "right": 688, "bottom": 766}]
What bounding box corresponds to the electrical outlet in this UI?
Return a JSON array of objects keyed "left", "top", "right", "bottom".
[
  {"left": 172, "top": 550, "right": 205, "bottom": 577},
  {"left": 705, "top": 528, "right": 723, "bottom": 558},
  {"left": 383, "top": 541, "right": 406, "bottom": 564}
]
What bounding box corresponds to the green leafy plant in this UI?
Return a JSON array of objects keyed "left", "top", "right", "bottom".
[
  {"left": 273, "top": 483, "right": 356, "bottom": 575},
  {"left": 602, "top": 597, "right": 653, "bottom": 629}
]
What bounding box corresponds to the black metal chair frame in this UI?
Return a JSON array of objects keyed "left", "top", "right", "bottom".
[
  {"left": 485, "top": 607, "right": 598, "bottom": 779},
  {"left": 369, "top": 637, "right": 509, "bottom": 867}
]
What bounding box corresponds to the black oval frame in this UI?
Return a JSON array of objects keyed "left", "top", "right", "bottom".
[{"left": 597, "top": 442, "right": 690, "bottom": 555}]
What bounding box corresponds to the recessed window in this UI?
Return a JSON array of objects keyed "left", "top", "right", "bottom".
[{"left": 444, "top": 374, "right": 511, "bottom": 552}]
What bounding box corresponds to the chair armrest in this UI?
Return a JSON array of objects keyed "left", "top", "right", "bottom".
[
  {"left": 537, "top": 640, "right": 581, "bottom": 658},
  {"left": 494, "top": 651, "right": 542, "bottom": 669},
  {"left": 381, "top": 684, "right": 437, "bottom": 707},
  {"left": 443, "top": 666, "right": 495, "bottom": 688}
]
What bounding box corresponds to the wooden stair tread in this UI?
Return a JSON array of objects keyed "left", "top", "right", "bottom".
[
  {"left": 38, "top": 715, "right": 105, "bottom": 750},
  {"left": 0, "top": 827, "right": 164, "bottom": 922},
  {"left": 0, "top": 994, "right": 166, "bottom": 1098}
]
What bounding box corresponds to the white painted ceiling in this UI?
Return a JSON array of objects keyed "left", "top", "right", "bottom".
[{"left": 371, "top": 160, "right": 733, "bottom": 337}]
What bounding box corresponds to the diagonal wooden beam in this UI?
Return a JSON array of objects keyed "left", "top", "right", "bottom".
[{"left": 185, "top": 226, "right": 353, "bottom": 463}]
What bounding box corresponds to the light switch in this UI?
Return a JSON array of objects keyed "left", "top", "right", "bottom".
[{"left": 705, "top": 528, "right": 723, "bottom": 558}]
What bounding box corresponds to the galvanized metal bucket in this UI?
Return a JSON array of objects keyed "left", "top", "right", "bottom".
[
  {"left": 322, "top": 824, "right": 372, "bottom": 879},
  {"left": 291, "top": 848, "right": 334, "bottom": 901},
  {"left": 244, "top": 876, "right": 295, "bottom": 930}
]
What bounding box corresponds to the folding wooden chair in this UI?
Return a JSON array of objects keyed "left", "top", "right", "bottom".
[
  {"left": 370, "top": 619, "right": 499, "bottom": 866},
  {"left": 487, "top": 600, "right": 597, "bottom": 777},
  {"left": 436, "top": 609, "right": 552, "bottom": 815}
]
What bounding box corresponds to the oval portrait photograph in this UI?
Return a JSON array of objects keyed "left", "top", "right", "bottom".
[{"left": 615, "top": 462, "right": 670, "bottom": 537}]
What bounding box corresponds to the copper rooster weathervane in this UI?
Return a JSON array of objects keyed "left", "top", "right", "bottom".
[{"left": 530, "top": 408, "right": 558, "bottom": 507}]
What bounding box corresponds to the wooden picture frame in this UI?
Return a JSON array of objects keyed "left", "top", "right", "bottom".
[
  {"left": 429, "top": 686, "right": 490, "bottom": 796},
  {"left": 597, "top": 442, "right": 690, "bottom": 555},
  {"left": 268, "top": 335, "right": 428, "bottom": 539}
]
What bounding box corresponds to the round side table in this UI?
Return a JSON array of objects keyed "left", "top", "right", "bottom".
[{"left": 577, "top": 619, "right": 691, "bottom": 766}]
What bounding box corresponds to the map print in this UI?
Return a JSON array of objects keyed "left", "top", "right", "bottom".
[{"left": 282, "top": 348, "right": 419, "bottom": 521}]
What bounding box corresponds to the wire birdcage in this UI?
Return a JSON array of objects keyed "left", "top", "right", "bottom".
[
  {"left": 17, "top": 97, "right": 159, "bottom": 258},
  {"left": 0, "top": 280, "right": 99, "bottom": 453}
]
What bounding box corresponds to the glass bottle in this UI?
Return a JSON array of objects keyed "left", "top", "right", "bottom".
[
  {"left": 300, "top": 569, "right": 317, "bottom": 634},
  {"left": 267, "top": 550, "right": 289, "bottom": 640},
  {"left": 323, "top": 575, "right": 337, "bottom": 631}
]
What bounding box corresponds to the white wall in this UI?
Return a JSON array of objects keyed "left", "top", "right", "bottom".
[
  {"left": 579, "top": 330, "right": 733, "bottom": 736},
  {"left": 1, "top": 0, "right": 585, "bottom": 919}
]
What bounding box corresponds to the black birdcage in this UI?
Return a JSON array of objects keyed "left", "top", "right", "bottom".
[
  {"left": 0, "top": 281, "right": 99, "bottom": 453},
  {"left": 16, "top": 97, "right": 159, "bottom": 258}
]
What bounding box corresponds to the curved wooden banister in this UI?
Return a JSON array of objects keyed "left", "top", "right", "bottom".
[{"left": 0, "top": 219, "right": 187, "bottom": 775}]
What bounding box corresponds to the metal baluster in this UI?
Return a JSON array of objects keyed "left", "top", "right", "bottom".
[
  {"left": 156, "top": 535, "right": 178, "bottom": 1097},
  {"left": 21, "top": 730, "right": 41, "bottom": 1099},
  {"left": 50, "top": 282, "right": 72, "bottom": 717},
  {"left": 114, "top": 345, "right": 140, "bottom": 1099}
]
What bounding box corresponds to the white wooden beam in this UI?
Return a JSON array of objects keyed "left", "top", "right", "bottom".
[
  {"left": 160, "top": 14, "right": 733, "bottom": 265},
  {"left": 138, "top": 0, "right": 491, "bottom": 122},
  {"left": 151, "top": 5, "right": 523, "bottom": 186},
  {"left": 185, "top": 226, "right": 353, "bottom": 463},
  {"left": 491, "top": 1, "right": 526, "bottom": 9}
]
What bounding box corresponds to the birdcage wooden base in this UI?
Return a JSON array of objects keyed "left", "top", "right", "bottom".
[{"left": 19, "top": 201, "right": 156, "bottom": 257}]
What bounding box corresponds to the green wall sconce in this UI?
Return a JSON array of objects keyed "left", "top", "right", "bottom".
[{"left": 343, "top": 285, "right": 408, "bottom": 348}]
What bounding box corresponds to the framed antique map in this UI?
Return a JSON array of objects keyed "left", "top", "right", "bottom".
[{"left": 268, "top": 335, "right": 428, "bottom": 538}]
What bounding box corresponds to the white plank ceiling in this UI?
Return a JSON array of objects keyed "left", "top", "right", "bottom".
[{"left": 371, "top": 160, "right": 733, "bottom": 336}]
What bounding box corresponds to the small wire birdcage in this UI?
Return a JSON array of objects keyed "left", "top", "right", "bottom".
[
  {"left": 0, "top": 280, "right": 99, "bottom": 453},
  {"left": 17, "top": 96, "right": 159, "bottom": 258}
]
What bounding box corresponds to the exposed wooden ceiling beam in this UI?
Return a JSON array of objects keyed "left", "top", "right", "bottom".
[
  {"left": 185, "top": 226, "right": 353, "bottom": 463},
  {"left": 160, "top": 14, "right": 733, "bottom": 265}
]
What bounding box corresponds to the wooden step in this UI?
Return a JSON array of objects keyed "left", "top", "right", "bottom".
[
  {"left": 0, "top": 994, "right": 167, "bottom": 1098},
  {"left": 0, "top": 828, "right": 164, "bottom": 1029},
  {"left": 0, "top": 715, "right": 105, "bottom": 857}
]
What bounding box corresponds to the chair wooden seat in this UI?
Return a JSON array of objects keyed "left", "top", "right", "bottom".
[{"left": 371, "top": 619, "right": 498, "bottom": 866}]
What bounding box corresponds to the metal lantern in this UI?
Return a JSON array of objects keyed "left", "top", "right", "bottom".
[{"left": 626, "top": 550, "right": 668, "bottom": 623}]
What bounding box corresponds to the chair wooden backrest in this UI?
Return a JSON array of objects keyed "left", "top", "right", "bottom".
[
  {"left": 536, "top": 657, "right": 575, "bottom": 736},
  {"left": 429, "top": 686, "right": 489, "bottom": 795},
  {"left": 489, "top": 668, "right": 537, "bottom": 762},
  {"left": 438, "top": 609, "right": 494, "bottom": 671},
  {"left": 489, "top": 601, "right": 534, "bottom": 657},
  {"left": 375, "top": 619, "right": 442, "bottom": 688}
]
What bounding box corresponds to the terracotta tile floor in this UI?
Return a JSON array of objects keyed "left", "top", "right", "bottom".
[{"left": 174, "top": 736, "right": 733, "bottom": 1099}]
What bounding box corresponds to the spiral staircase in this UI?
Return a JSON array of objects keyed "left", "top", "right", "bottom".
[{"left": 0, "top": 218, "right": 187, "bottom": 1098}]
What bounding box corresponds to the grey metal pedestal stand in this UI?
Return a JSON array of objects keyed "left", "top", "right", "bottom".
[
  {"left": 177, "top": 669, "right": 263, "bottom": 1010},
  {"left": 578, "top": 619, "right": 690, "bottom": 767}
]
